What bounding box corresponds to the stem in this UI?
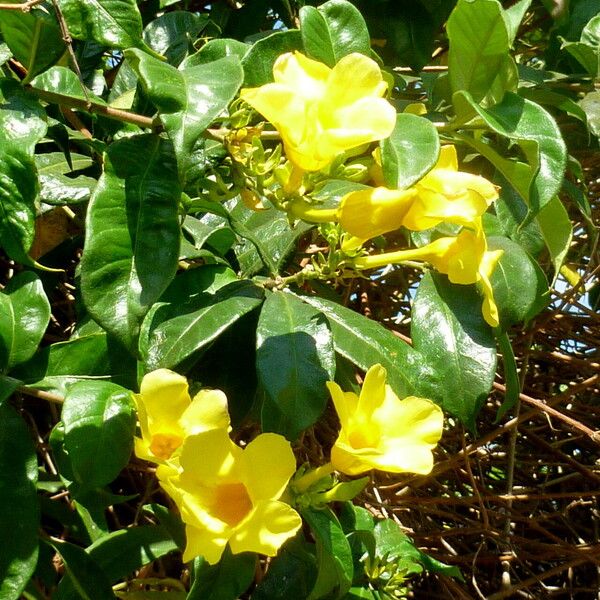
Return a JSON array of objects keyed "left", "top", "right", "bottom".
[
  {"left": 353, "top": 247, "right": 433, "bottom": 270},
  {"left": 293, "top": 462, "right": 335, "bottom": 493},
  {"left": 18, "top": 386, "right": 64, "bottom": 404}
]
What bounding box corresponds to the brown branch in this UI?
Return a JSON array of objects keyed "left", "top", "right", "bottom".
[
  {"left": 0, "top": 0, "right": 44, "bottom": 11},
  {"left": 18, "top": 386, "right": 64, "bottom": 405}
]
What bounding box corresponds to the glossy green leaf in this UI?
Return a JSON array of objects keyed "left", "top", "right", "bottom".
[
  {"left": 536, "top": 195, "right": 573, "bottom": 279},
  {"left": 80, "top": 134, "right": 181, "bottom": 354},
  {"left": 59, "top": 0, "right": 157, "bottom": 55},
  {"left": 11, "top": 332, "right": 136, "bottom": 395},
  {"left": 487, "top": 236, "right": 549, "bottom": 329},
  {"left": 0, "top": 376, "right": 19, "bottom": 405},
  {"left": 495, "top": 331, "right": 520, "bottom": 421},
  {"left": 61, "top": 380, "right": 135, "bottom": 490},
  {"left": 411, "top": 272, "right": 497, "bottom": 431},
  {"left": 186, "top": 38, "right": 250, "bottom": 67},
  {"left": 580, "top": 90, "right": 600, "bottom": 137},
  {"left": 231, "top": 201, "right": 312, "bottom": 277},
  {"left": 126, "top": 50, "right": 243, "bottom": 180},
  {"left": 0, "top": 8, "right": 65, "bottom": 81},
  {"left": 295, "top": 294, "right": 440, "bottom": 401},
  {"left": 0, "top": 271, "right": 50, "bottom": 372},
  {"left": 380, "top": 113, "right": 440, "bottom": 190},
  {"left": 143, "top": 12, "right": 208, "bottom": 66},
  {"left": 252, "top": 538, "right": 317, "bottom": 600},
  {"left": 455, "top": 91, "right": 567, "bottom": 216},
  {"left": 0, "top": 402, "right": 39, "bottom": 600},
  {"left": 503, "top": 0, "right": 532, "bottom": 42},
  {"left": 142, "top": 280, "right": 264, "bottom": 370},
  {"left": 182, "top": 214, "right": 235, "bottom": 257},
  {"left": 447, "top": 0, "right": 515, "bottom": 102},
  {"left": 0, "top": 147, "right": 39, "bottom": 263},
  {"left": 31, "top": 66, "right": 105, "bottom": 104},
  {"left": 188, "top": 549, "right": 256, "bottom": 600},
  {"left": 48, "top": 539, "right": 115, "bottom": 600},
  {"left": 303, "top": 507, "right": 353, "bottom": 600},
  {"left": 0, "top": 79, "right": 48, "bottom": 152},
  {"left": 35, "top": 152, "right": 96, "bottom": 206},
  {"left": 300, "top": 0, "right": 371, "bottom": 67},
  {"left": 257, "top": 291, "right": 334, "bottom": 441},
  {"left": 562, "top": 15, "right": 600, "bottom": 77},
  {"left": 241, "top": 30, "right": 303, "bottom": 86},
  {"left": 55, "top": 525, "right": 179, "bottom": 600}
]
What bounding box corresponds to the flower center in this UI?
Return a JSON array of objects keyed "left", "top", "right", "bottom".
[
  {"left": 212, "top": 483, "right": 253, "bottom": 526},
  {"left": 149, "top": 433, "right": 183, "bottom": 460},
  {"left": 348, "top": 427, "right": 379, "bottom": 450}
]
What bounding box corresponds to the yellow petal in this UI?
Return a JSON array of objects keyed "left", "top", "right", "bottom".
[
  {"left": 478, "top": 249, "right": 503, "bottom": 328},
  {"left": 139, "top": 369, "right": 190, "bottom": 435},
  {"left": 435, "top": 145, "right": 458, "bottom": 171},
  {"left": 180, "top": 389, "right": 231, "bottom": 436},
  {"left": 273, "top": 51, "right": 330, "bottom": 100},
  {"left": 357, "top": 364, "right": 388, "bottom": 417},
  {"left": 179, "top": 429, "right": 242, "bottom": 487},
  {"left": 240, "top": 433, "right": 297, "bottom": 503},
  {"left": 330, "top": 442, "right": 378, "bottom": 476},
  {"left": 182, "top": 522, "right": 229, "bottom": 564},
  {"left": 326, "top": 382, "right": 358, "bottom": 428},
  {"left": 337, "top": 187, "right": 417, "bottom": 239},
  {"left": 229, "top": 500, "right": 302, "bottom": 557},
  {"left": 322, "top": 53, "right": 388, "bottom": 109}
]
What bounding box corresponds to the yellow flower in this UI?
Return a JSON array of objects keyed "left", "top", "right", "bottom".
[
  {"left": 240, "top": 51, "right": 396, "bottom": 171},
  {"left": 162, "top": 429, "right": 302, "bottom": 564},
  {"left": 352, "top": 222, "right": 503, "bottom": 327},
  {"left": 336, "top": 146, "right": 498, "bottom": 241},
  {"left": 133, "top": 369, "right": 230, "bottom": 464},
  {"left": 327, "top": 364, "right": 444, "bottom": 476}
]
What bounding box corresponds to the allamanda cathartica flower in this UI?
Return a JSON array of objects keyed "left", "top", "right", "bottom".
[
  {"left": 133, "top": 369, "right": 230, "bottom": 464},
  {"left": 337, "top": 146, "right": 498, "bottom": 241},
  {"left": 160, "top": 428, "right": 302, "bottom": 564},
  {"left": 326, "top": 364, "right": 444, "bottom": 476},
  {"left": 352, "top": 221, "right": 503, "bottom": 327},
  {"left": 240, "top": 51, "right": 396, "bottom": 171}
]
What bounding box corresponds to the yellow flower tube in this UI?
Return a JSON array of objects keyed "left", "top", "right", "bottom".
[
  {"left": 133, "top": 369, "right": 230, "bottom": 464},
  {"left": 352, "top": 223, "right": 503, "bottom": 327},
  {"left": 327, "top": 364, "right": 444, "bottom": 476},
  {"left": 161, "top": 429, "right": 302, "bottom": 565},
  {"left": 240, "top": 52, "right": 396, "bottom": 172}
]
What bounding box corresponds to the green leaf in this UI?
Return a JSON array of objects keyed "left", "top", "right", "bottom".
[
  {"left": 59, "top": 0, "right": 157, "bottom": 55},
  {"left": 0, "top": 271, "right": 50, "bottom": 372},
  {"left": 31, "top": 66, "right": 105, "bottom": 104},
  {"left": 536, "top": 195, "right": 573, "bottom": 279},
  {"left": 580, "top": 90, "right": 600, "bottom": 137},
  {"left": 0, "top": 376, "right": 20, "bottom": 405},
  {"left": 80, "top": 134, "right": 181, "bottom": 355},
  {"left": 503, "top": 0, "right": 532, "bottom": 43},
  {"left": 0, "top": 146, "right": 39, "bottom": 263},
  {"left": 143, "top": 12, "right": 209, "bottom": 66},
  {"left": 380, "top": 113, "right": 440, "bottom": 190},
  {"left": 55, "top": 525, "right": 178, "bottom": 600},
  {"left": 35, "top": 152, "right": 96, "bottom": 206},
  {"left": 0, "top": 402, "right": 39, "bottom": 600},
  {"left": 257, "top": 291, "right": 334, "bottom": 441},
  {"left": 0, "top": 8, "right": 65, "bottom": 81},
  {"left": 495, "top": 331, "right": 520, "bottom": 421},
  {"left": 186, "top": 39, "right": 250, "bottom": 67},
  {"left": 142, "top": 280, "right": 264, "bottom": 370},
  {"left": 252, "top": 538, "right": 317, "bottom": 600},
  {"left": 455, "top": 91, "right": 567, "bottom": 217},
  {"left": 188, "top": 549, "right": 256, "bottom": 600},
  {"left": 126, "top": 50, "right": 243, "bottom": 181},
  {"left": 300, "top": 0, "right": 371, "bottom": 67},
  {"left": 241, "top": 30, "right": 303, "bottom": 86},
  {"left": 294, "top": 294, "right": 440, "bottom": 401},
  {"left": 48, "top": 539, "right": 115, "bottom": 600},
  {"left": 411, "top": 272, "right": 497, "bottom": 430},
  {"left": 447, "top": 0, "right": 514, "bottom": 102},
  {"left": 303, "top": 507, "right": 353, "bottom": 600},
  {"left": 487, "top": 236, "right": 549, "bottom": 328},
  {"left": 562, "top": 15, "right": 600, "bottom": 77},
  {"left": 61, "top": 380, "right": 135, "bottom": 491},
  {"left": 0, "top": 271, "right": 50, "bottom": 370},
  {"left": 11, "top": 332, "right": 136, "bottom": 395}
]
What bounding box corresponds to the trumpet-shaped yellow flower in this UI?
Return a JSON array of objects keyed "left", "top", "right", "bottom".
[
  {"left": 240, "top": 52, "right": 396, "bottom": 171},
  {"left": 161, "top": 429, "right": 302, "bottom": 564},
  {"left": 327, "top": 364, "right": 444, "bottom": 476},
  {"left": 337, "top": 146, "right": 498, "bottom": 241},
  {"left": 133, "top": 369, "right": 230, "bottom": 464},
  {"left": 353, "top": 222, "right": 503, "bottom": 327}
]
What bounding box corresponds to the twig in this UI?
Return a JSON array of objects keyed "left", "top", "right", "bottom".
[
  {"left": 0, "top": 0, "right": 44, "bottom": 11},
  {"left": 18, "top": 386, "right": 64, "bottom": 404}
]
